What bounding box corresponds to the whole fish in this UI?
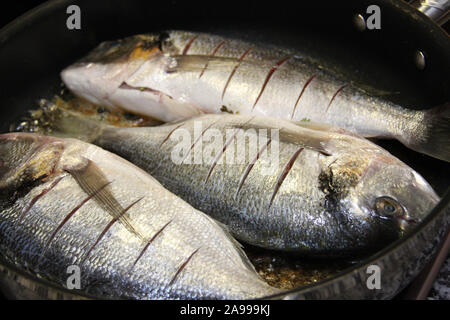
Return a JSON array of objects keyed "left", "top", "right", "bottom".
[
  {"left": 61, "top": 30, "right": 450, "bottom": 162},
  {"left": 0, "top": 132, "right": 280, "bottom": 299},
  {"left": 41, "top": 108, "right": 440, "bottom": 256}
]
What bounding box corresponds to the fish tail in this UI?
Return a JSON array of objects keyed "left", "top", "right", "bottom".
[
  {"left": 417, "top": 102, "right": 450, "bottom": 162},
  {"left": 26, "top": 98, "right": 108, "bottom": 142},
  {"left": 34, "top": 98, "right": 106, "bottom": 143}
]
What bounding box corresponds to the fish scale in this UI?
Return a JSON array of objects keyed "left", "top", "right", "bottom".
[
  {"left": 0, "top": 133, "right": 280, "bottom": 299},
  {"left": 56, "top": 113, "right": 438, "bottom": 255},
  {"left": 61, "top": 30, "right": 450, "bottom": 162}
]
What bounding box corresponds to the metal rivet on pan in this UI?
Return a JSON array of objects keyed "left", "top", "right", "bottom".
[
  {"left": 353, "top": 14, "right": 366, "bottom": 31},
  {"left": 415, "top": 50, "right": 426, "bottom": 70}
]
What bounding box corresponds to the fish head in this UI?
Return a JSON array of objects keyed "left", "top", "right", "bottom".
[
  {"left": 338, "top": 153, "right": 440, "bottom": 248},
  {"left": 61, "top": 34, "right": 163, "bottom": 107},
  {"left": 0, "top": 133, "right": 65, "bottom": 192}
]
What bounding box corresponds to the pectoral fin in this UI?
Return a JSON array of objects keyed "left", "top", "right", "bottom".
[
  {"left": 165, "top": 55, "right": 240, "bottom": 73},
  {"left": 64, "top": 157, "right": 144, "bottom": 240},
  {"left": 291, "top": 121, "right": 363, "bottom": 139}
]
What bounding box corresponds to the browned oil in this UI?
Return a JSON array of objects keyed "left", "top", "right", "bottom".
[{"left": 245, "top": 246, "right": 353, "bottom": 290}]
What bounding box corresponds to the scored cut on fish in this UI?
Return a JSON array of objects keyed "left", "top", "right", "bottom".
[
  {"left": 0, "top": 132, "right": 281, "bottom": 299},
  {"left": 61, "top": 30, "right": 450, "bottom": 162},
  {"left": 35, "top": 106, "right": 441, "bottom": 255}
]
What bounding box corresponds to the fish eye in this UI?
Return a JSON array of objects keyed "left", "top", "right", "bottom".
[{"left": 374, "top": 196, "right": 404, "bottom": 218}]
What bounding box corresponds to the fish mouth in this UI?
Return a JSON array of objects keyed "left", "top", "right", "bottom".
[{"left": 61, "top": 42, "right": 163, "bottom": 109}]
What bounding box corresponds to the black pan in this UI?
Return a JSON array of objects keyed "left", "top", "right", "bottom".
[{"left": 0, "top": 0, "right": 448, "bottom": 299}]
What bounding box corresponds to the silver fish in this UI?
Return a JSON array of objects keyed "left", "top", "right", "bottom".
[
  {"left": 0, "top": 132, "right": 280, "bottom": 299},
  {"left": 61, "top": 30, "right": 450, "bottom": 162},
  {"left": 42, "top": 108, "right": 440, "bottom": 255}
]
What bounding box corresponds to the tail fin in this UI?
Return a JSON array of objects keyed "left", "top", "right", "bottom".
[
  {"left": 417, "top": 103, "right": 450, "bottom": 162},
  {"left": 14, "top": 97, "right": 157, "bottom": 143},
  {"left": 30, "top": 98, "right": 106, "bottom": 143}
]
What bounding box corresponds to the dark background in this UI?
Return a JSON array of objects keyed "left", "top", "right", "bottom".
[
  {"left": 0, "top": 0, "right": 44, "bottom": 301},
  {"left": 1, "top": 1, "right": 449, "bottom": 31},
  {"left": 0, "top": 1, "right": 48, "bottom": 28}
]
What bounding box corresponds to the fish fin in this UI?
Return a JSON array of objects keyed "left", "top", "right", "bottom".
[
  {"left": 165, "top": 55, "right": 241, "bottom": 73},
  {"left": 64, "top": 157, "right": 145, "bottom": 240},
  {"left": 291, "top": 121, "right": 338, "bottom": 132},
  {"left": 291, "top": 121, "right": 363, "bottom": 139},
  {"left": 416, "top": 103, "right": 450, "bottom": 162},
  {"left": 160, "top": 118, "right": 187, "bottom": 127},
  {"left": 356, "top": 83, "right": 400, "bottom": 97},
  {"left": 235, "top": 118, "right": 333, "bottom": 156},
  {"left": 27, "top": 99, "right": 106, "bottom": 143}
]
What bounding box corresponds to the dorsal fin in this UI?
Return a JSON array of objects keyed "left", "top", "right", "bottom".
[
  {"left": 232, "top": 117, "right": 333, "bottom": 156},
  {"left": 291, "top": 121, "right": 363, "bottom": 139}
]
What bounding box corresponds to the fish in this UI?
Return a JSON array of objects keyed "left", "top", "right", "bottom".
[
  {"left": 60, "top": 30, "right": 450, "bottom": 162},
  {"left": 36, "top": 106, "right": 440, "bottom": 256},
  {"left": 0, "top": 132, "right": 281, "bottom": 299}
]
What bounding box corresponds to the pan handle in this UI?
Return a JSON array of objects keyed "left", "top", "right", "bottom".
[{"left": 409, "top": 0, "right": 449, "bottom": 25}]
